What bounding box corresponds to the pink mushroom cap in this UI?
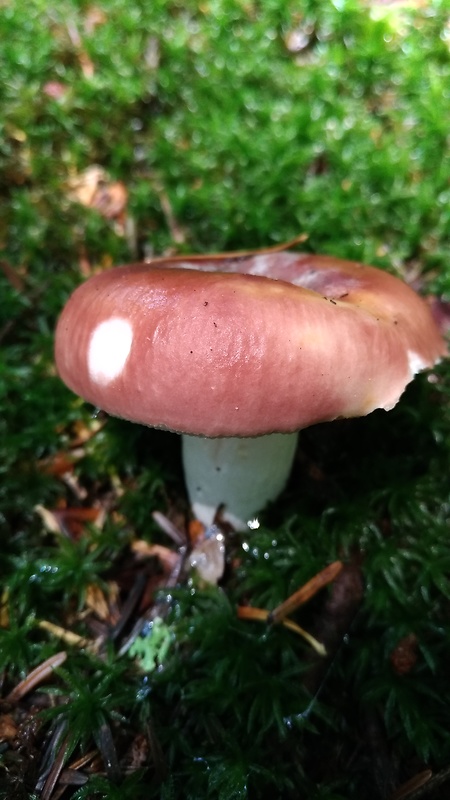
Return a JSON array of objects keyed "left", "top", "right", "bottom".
[{"left": 55, "top": 251, "right": 447, "bottom": 438}]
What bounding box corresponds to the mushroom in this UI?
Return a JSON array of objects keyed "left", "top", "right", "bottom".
[{"left": 55, "top": 248, "right": 446, "bottom": 530}]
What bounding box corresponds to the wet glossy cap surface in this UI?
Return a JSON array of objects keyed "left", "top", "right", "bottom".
[{"left": 55, "top": 252, "right": 446, "bottom": 437}]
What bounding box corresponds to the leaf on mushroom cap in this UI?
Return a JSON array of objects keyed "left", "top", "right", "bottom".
[{"left": 54, "top": 252, "right": 446, "bottom": 438}]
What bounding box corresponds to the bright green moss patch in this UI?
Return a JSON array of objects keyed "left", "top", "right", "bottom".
[{"left": 1, "top": 1, "right": 450, "bottom": 798}]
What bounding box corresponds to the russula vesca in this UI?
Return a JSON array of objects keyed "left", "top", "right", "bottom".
[{"left": 55, "top": 247, "right": 446, "bottom": 530}]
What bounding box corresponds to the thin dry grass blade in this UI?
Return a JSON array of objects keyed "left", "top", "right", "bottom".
[
  {"left": 147, "top": 233, "right": 309, "bottom": 266},
  {"left": 269, "top": 561, "right": 343, "bottom": 624},
  {"left": 5, "top": 651, "right": 67, "bottom": 704},
  {"left": 237, "top": 606, "right": 326, "bottom": 655}
]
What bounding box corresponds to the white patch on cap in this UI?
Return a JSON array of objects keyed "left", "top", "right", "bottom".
[
  {"left": 408, "top": 350, "right": 427, "bottom": 377},
  {"left": 88, "top": 317, "right": 133, "bottom": 385}
]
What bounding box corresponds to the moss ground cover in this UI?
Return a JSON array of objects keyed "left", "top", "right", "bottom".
[{"left": 1, "top": 1, "right": 450, "bottom": 797}]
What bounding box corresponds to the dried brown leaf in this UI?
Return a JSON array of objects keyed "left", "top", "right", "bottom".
[
  {"left": 84, "top": 6, "right": 107, "bottom": 34},
  {"left": 132, "top": 541, "right": 180, "bottom": 574},
  {"left": 0, "top": 260, "right": 26, "bottom": 291},
  {"left": 38, "top": 620, "right": 98, "bottom": 653},
  {"left": 67, "top": 166, "right": 128, "bottom": 228},
  {"left": 85, "top": 584, "right": 112, "bottom": 621},
  {"left": 0, "top": 713, "right": 19, "bottom": 742},
  {"left": 390, "top": 633, "right": 418, "bottom": 676},
  {"left": 0, "top": 589, "right": 10, "bottom": 628}
]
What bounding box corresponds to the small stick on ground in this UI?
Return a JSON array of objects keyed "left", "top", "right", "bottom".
[
  {"left": 5, "top": 651, "right": 67, "bottom": 704},
  {"left": 237, "top": 605, "right": 326, "bottom": 656},
  {"left": 268, "top": 561, "right": 343, "bottom": 624}
]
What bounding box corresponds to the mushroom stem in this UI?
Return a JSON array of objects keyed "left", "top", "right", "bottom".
[{"left": 181, "top": 432, "right": 299, "bottom": 530}]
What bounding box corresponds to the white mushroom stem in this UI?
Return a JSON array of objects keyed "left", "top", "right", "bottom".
[{"left": 181, "top": 432, "right": 299, "bottom": 531}]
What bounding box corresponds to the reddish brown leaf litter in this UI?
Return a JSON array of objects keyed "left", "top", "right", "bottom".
[{"left": 390, "top": 633, "right": 419, "bottom": 676}]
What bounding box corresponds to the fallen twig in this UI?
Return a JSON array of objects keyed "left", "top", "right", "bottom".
[{"left": 5, "top": 652, "right": 67, "bottom": 704}]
